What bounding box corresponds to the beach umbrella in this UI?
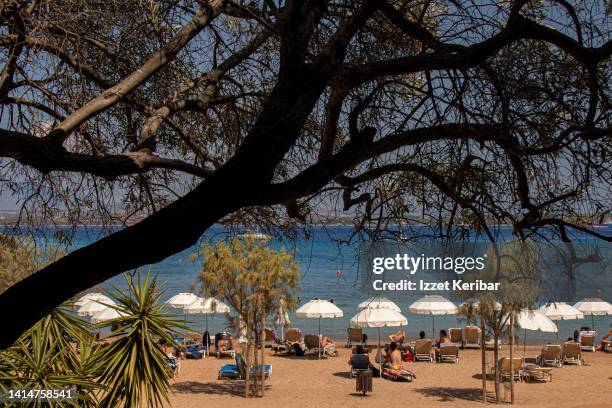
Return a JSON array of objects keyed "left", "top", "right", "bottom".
[
  {"left": 184, "top": 297, "right": 230, "bottom": 332},
  {"left": 77, "top": 298, "right": 116, "bottom": 317},
  {"left": 166, "top": 292, "right": 199, "bottom": 320},
  {"left": 459, "top": 299, "right": 502, "bottom": 311},
  {"left": 351, "top": 306, "right": 408, "bottom": 376},
  {"left": 357, "top": 296, "right": 401, "bottom": 312},
  {"left": 296, "top": 299, "right": 343, "bottom": 358},
  {"left": 539, "top": 302, "right": 584, "bottom": 320},
  {"left": 90, "top": 307, "right": 126, "bottom": 323},
  {"left": 166, "top": 292, "right": 199, "bottom": 309},
  {"left": 515, "top": 309, "right": 558, "bottom": 354},
  {"left": 409, "top": 295, "right": 457, "bottom": 338},
  {"left": 74, "top": 293, "right": 112, "bottom": 309},
  {"left": 539, "top": 302, "right": 584, "bottom": 339},
  {"left": 573, "top": 298, "right": 612, "bottom": 330},
  {"left": 275, "top": 298, "right": 291, "bottom": 341}
]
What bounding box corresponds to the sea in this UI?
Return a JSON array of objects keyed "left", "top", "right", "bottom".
[{"left": 5, "top": 224, "right": 612, "bottom": 342}]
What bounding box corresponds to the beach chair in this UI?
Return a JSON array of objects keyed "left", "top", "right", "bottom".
[
  {"left": 414, "top": 339, "right": 434, "bottom": 362},
  {"left": 218, "top": 353, "right": 272, "bottom": 380},
  {"left": 346, "top": 328, "right": 365, "bottom": 348},
  {"left": 449, "top": 328, "right": 463, "bottom": 347},
  {"left": 284, "top": 328, "right": 302, "bottom": 346},
  {"left": 579, "top": 332, "right": 596, "bottom": 352},
  {"left": 381, "top": 366, "right": 416, "bottom": 382},
  {"left": 166, "top": 355, "right": 180, "bottom": 377},
  {"left": 439, "top": 345, "right": 459, "bottom": 363},
  {"left": 537, "top": 344, "right": 562, "bottom": 368},
  {"left": 215, "top": 332, "right": 236, "bottom": 359},
  {"left": 498, "top": 357, "right": 523, "bottom": 381},
  {"left": 349, "top": 353, "right": 370, "bottom": 378},
  {"left": 463, "top": 326, "right": 481, "bottom": 349},
  {"left": 562, "top": 342, "right": 582, "bottom": 365},
  {"left": 304, "top": 335, "right": 323, "bottom": 356}
]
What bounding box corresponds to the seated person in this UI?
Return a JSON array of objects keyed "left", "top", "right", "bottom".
[
  {"left": 389, "top": 329, "right": 405, "bottom": 343},
  {"left": 419, "top": 330, "right": 426, "bottom": 340},
  {"left": 598, "top": 330, "right": 612, "bottom": 351},
  {"left": 349, "top": 345, "right": 380, "bottom": 376},
  {"left": 385, "top": 341, "right": 403, "bottom": 370},
  {"left": 435, "top": 329, "right": 452, "bottom": 348},
  {"left": 434, "top": 329, "right": 453, "bottom": 361},
  {"left": 215, "top": 332, "right": 233, "bottom": 353},
  {"left": 321, "top": 335, "right": 337, "bottom": 356}
]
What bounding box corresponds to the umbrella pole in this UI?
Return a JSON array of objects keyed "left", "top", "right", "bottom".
[
  {"left": 432, "top": 315, "right": 435, "bottom": 339},
  {"left": 318, "top": 317, "right": 321, "bottom": 360}
]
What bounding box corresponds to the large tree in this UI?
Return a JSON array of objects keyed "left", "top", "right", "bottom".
[{"left": 0, "top": 0, "right": 610, "bottom": 348}]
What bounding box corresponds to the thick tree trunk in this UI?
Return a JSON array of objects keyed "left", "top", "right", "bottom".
[{"left": 0, "top": 65, "right": 328, "bottom": 350}]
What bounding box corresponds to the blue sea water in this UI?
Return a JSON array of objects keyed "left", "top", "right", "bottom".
[{"left": 7, "top": 225, "right": 612, "bottom": 342}]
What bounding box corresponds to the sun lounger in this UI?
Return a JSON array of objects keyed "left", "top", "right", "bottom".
[
  {"left": 346, "top": 327, "right": 365, "bottom": 348},
  {"left": 284, "top": 328, "right": 302, "bottom": 345},
  {"left": 498, "top": 357, "right": 523, "bottom": 381},
  {"left": 414, "top": 339, "right": 434, "bottom": 362},
  {"left": 537, "top": 344, "right": 562, "bottom": 367},
  {"left": 218, "top": 353, "right": 272, "bottom": 380},
  {"left": 562, "top": 342, "right": 582, "bottom": 365},
  {"left": 522, "top": 364, "right": 552, "bottom": 382},
  {"left": 304, "top": 335, "right": 324, "bottom": 356},
  {"left": 463, "top": 326, "right": 481, "bottom": 349},
  {"left": 449, "top": 328, "right": 463, "bottom": 347},
  {"left": 579, "top": 332, "right": 596, "bottom": 352},
  {"left": 382, "top": 366, "right": 416, "bottom": 382},
  {"left": 439, "top": 345, "right": 459, "bottom": 363}
]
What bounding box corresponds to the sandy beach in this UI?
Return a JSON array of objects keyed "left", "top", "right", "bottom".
[{"left": 168, "top": 344, "right": 611, "bottom": 408}]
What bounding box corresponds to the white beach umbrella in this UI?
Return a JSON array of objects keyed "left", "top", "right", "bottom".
[
  {"left": 275, "top": 298, "right": 291, "bottom": 342},
  {"left": 77, "top": 298, "right": 115, "bottom": 317},
  {"left": 357, "top": 297, "right": 401, "bottom": 312},
  {"left": 184, "top": 297, "right": 230, "bottom": 331},
  {"left": 409, "top": 295, "right": 457, "bottom": 337},
  {"left": 296, "top": 299, "right": 343, "bottom": 358},
  {"left": 74, "top": 293, "right": 112, "bottom": 309},
  {"left": 539, "top": 302, "right": 583, "bottom": 339},
  {"left": 460, "top": 299, "right": 502, "bottom": 311},
  {"left": 351, "top": 306, "right": 408, "bottom": 377},
  {"left": 539, "top": 302, "right": 584, "bottom": 320},
  {"left": 166, "top": 292, "right": 199, "bottom": 309},
  {"left": 516, "top": 309, "right": 558, "bottom": 354},
  {"left": 573, "top": 298, "right": 612, "bottom": 329},
  {"left": 90, "top": 308, "right": 126, "bottom": 323}
]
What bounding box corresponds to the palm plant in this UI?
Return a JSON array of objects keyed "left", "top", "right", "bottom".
[
  {"left": 92, "top": 271, "right": 186, "bottom": 408},
  {"left": 0, "top": 318, "right": 100, "bottom": 407}
]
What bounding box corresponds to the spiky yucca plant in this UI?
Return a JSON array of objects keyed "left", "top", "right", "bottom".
[
  {"left": 93, "top": 272, "right": 185, "bottom": 408},
  {"left": 0, "top": 309, "right": 100, "bottom": 407}
]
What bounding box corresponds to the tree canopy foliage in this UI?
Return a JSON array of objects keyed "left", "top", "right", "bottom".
[{"left": 0, "top": 0, "right": 610, "bottom": 347}]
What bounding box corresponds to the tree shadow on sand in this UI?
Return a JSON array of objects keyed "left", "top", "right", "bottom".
[
  {"left": 171, "top": 381, "right": 271, "bottom": 397},
  {"left": 415, "top": 387, "right": 493, "bottom": 403}
]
